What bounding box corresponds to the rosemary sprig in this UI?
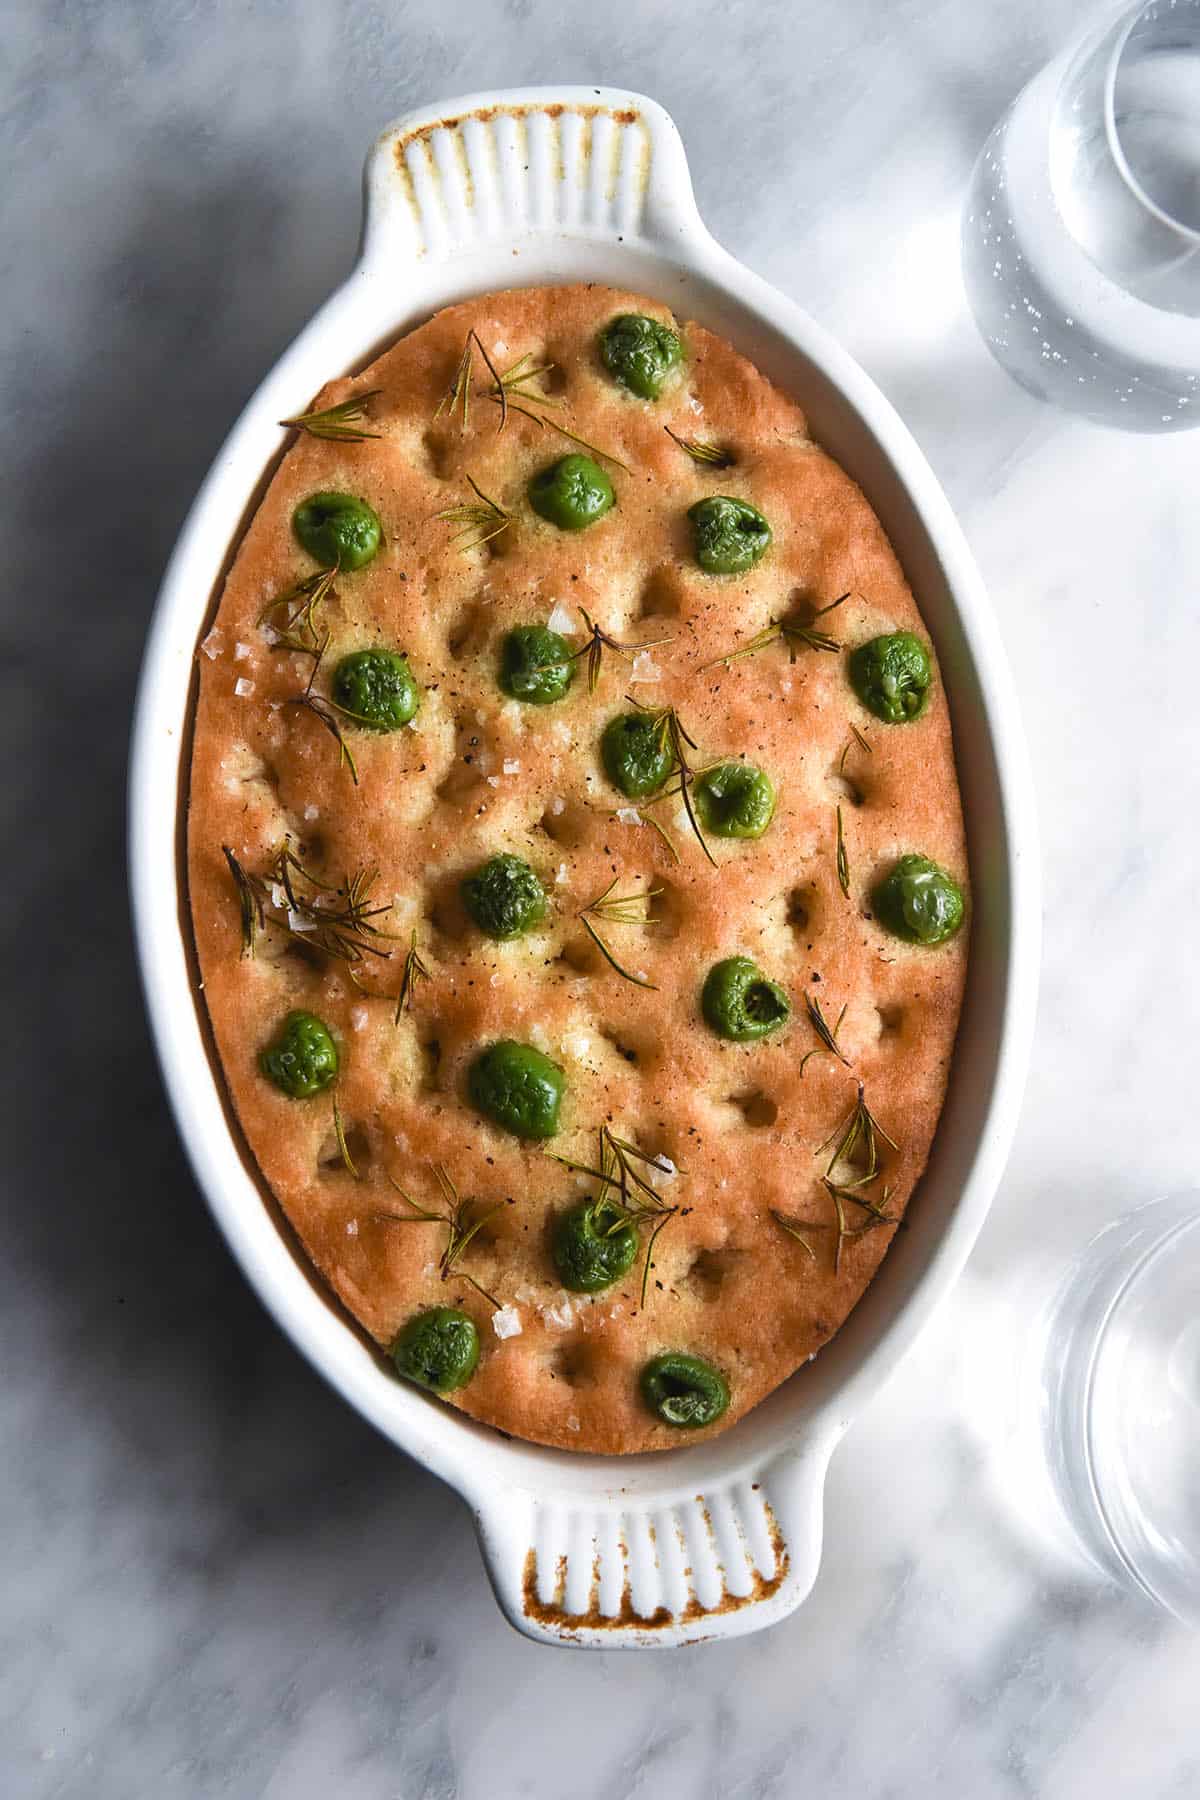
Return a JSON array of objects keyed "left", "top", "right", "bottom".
[
  {"left": 222, "top": 839, "right": 392, "bottom": 965},
  {"left": 394, "top": 930, "right": 432, "bottom": 1022},
  {"left": 279, "top": 389, "right": 382, "bottom": 441},
  {"left": 664, "top": 425, "right": 735, "bottom": 469},
  {"left": 629, "top": 698, "right": 716, "bottom": 868},
  {"left": 702, "top": 594, "right": 850, "bottom": 671},
  {"left": 257, "top": 565, "right": 339, "bottom": 660},
  {"left": 286, "top": 688, "right": 359, "bottom": 784},
  {"left": 799, "top": 993, "right": 850, "bottom": 1075},
  {"left": 376, "top": 1164, "right": 507, "bottom": 1309},
  {"left": 571, "top": 608, "right": 674, "bottom": 695},
  {"left": 331, "top": 1095, "right": 360, "bottom": 1178},
  {"left": 838, "top": 722, "right": 872, "bottom": 775},
  {"left": 547, "top": 1125, "right": 679, "bottom": 1309},
  {"left": 824, "top": 1180, "right": 898, "bottom": 1273},
  {"left": 835, "top": 804, "right": 850, "bottom": 897},
  {"left": 577, "top": 876, "right": 662, "bottom": 990},
  {"left": 815, "top": 1082, "right": 898, "bottom": 1190},
  {"left": 434, "top": 339, "right": 474, "bottom": 432},
  {"left": 435, "top": 473, "right": 510, "bottom": 553},
  {"left": 484, "top": 351, "right": 630, "bottom": 470},
  {"left": 221, "top": 847, "right": 262, "bottom": 955}
]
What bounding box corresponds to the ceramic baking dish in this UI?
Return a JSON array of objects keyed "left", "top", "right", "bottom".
[{"left": 129, "top": 87, "right": 1039, "bottom": 1648}]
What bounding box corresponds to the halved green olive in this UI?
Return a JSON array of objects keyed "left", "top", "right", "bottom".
[
  {"left": 391, "top": 1307, "right": 480, "bottom": 1393},
  {"left": 553, "top": 1200, "right": 639, "bottom": 1293},
  {"left": 292, "top": 491, "right": 381, "bottom": 570},
  {"left": 331, "top": 648, "right": 419, "bottom": 730},
  {"left": 258, "top": 1010, "right": 338, "bottom": 1098},
  {"left": 461, "top": 854, "right": 547, "bottom": 941},
  {"left": 694, "top": 761, "right": 776, "bottom": 839},
  {"left": 872, "top": 854, "right": 965, "bottom": 945},
  {"left": 640, "top": 1352, "right": 730, "bottom": 1428},
  {"left": 598, "top": 313, "right": 683, "bottom": 400},
  {"left": 848, "top": 632, "right": 932, "bottom": 723},
  {"left": 468, "top": 1040, "right": 565, "bottom": 1139},
  {"left": 528, "top": 455, "right": 615, "bottom": 531},
  {"left": 601, "top": 709, "right": 672, "bottom": 798},
  {"left": 688, "top": 496, "right": 771, "bottom": 575},
  {"left": 701, "top": 956, "right": 791, "bottom": 1041},
  {"left": 499, "top": 624, "right": 575, "bottom": 705}
]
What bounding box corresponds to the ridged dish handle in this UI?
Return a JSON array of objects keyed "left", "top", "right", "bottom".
[
  {"left": 471, "top": 1441, "right": 832, "bottom": 1650},
  {"left": 361, "top": 86, "right": 707, "bottom": 269}
]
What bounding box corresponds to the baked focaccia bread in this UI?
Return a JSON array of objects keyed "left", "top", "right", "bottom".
[{"left": 188, "top": 284, "right": 968, "bottom": 1454}]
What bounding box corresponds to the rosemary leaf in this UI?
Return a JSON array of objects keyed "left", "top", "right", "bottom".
[
  {"left": 280, "top": 390, "right": 382, "bottom": 441},
  {"left": 664, "top": 425, "right": 735, "bottom": 468}
]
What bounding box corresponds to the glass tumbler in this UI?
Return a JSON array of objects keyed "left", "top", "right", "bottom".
[
  {"left": 1029, "top": 1191, "right": 1200, "bottom": 1622},
  {"left": 963, "top": 0, "right": 1200, "bottom": 429}
]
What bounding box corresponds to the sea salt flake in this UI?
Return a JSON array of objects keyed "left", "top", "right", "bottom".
[
  {"left": 555, "top": 862, "right": 569, "bottom": 887},
  {"left": 303, "top": 804, "right": 320, "bottom": 822},
  {"left": 688, "top": 394, "right": 704, "bottom": 414},
  {"left": 492, "top": 1304, "right": 523, "bottom": 1340},
  {"left": 502, "top": 759, "right": 520, "bottom": 775},
  {"left": 234, "top": 677, "right": 255, "bottom": 698},
  {"left": 287, "top": 909, "right": 316, "bottom": 933},
  {"left": 346, "top": 1219, "right": 359, "bottom": 1238},
  {"left": 543, "top": 1297, "right": 575, "bottom": 1330},
  {"left": 233, "top": 641, "right": 252, "bottom": 662},
  {"left": 486, "top": 775, "right": 500, "bottom": 788},
  {"left": 350, "top": 1004, "right": 369, "bottom": 1032},
  {"left": 629, "top": 651, "right": 662, "bottom": 684},
  {"left": 657, "top": 1156, "right": 678, "bottom": 1179},
  {"left": 547, "top": 601, "right": 577, "bottom": 636},
  {"left": 200, "top": 629, "right": 224, "bottom": 660},
  {"left": 616, "top": 806, "right": 642, "bottom": 826},
  {"left": 549, "top": 795, "right": 566, "bottom": 816}
]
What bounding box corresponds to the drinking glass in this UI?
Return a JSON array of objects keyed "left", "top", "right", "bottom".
[
  {"left": 962, "top": 0, "right": 1200, "bottom": 429},
  {"left": 1024, "top": 1191, "right": 1200, "bottom": 1622}
]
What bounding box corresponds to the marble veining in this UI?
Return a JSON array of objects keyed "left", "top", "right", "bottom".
[{"left": 5, "top": 0, "right": 1200, "bottom": 1792}]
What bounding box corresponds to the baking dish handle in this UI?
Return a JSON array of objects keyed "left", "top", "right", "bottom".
[
  {"left": 470, "top": 1437, "right": 834, "bottom": 1649},
  {"left": 360, "top": 86, "right": 708, "bottom": 270}
]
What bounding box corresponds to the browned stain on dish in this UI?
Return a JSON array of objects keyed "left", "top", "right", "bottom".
[
  {"left": 520, "top": 1502, "right": 789, "bottom": 1635},
  {"left": 392, "top": 99, "right": 644, "bottom": 168}
]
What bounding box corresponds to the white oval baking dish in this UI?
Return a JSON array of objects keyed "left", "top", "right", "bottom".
[{"left": 130, "top": 87, "right": 1039, "bottom": 1649}]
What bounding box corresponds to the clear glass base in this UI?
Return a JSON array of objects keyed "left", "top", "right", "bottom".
[{"left": 1034, "top": 1192, "right": 1200, "bottom": 1623}]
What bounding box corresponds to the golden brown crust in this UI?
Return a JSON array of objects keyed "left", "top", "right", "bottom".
[{"left": 186, "top": 284, "right": 968, "bottom": 1453}]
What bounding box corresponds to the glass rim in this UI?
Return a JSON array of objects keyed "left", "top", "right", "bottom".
[{"left": 1104, "top": 0, "right": 1200, "bottom": 247}]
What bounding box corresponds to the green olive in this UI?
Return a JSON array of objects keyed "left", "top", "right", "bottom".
[
  {"left": 640, "top": 1352, "right": 730, "bottom": 1429},
  {"left": 600, "top": 709, "right": 673, "bottom": 798},
  {"left": 258, "top": 1009, "right": 338, "bottom": 1098},
  {"left": 872, "top": 854, "right": 965, "bottom": 946},
  {"left": 694, "top": 760, "right": 776, "bottom": 839},
  {"left": 292, "top": 491, "right": 381, "bottom": 570},
  {"left": 701, "top": 956, "right": 791, "bottom": 1041},
  {"left": 391, "top": 1306, "right": 480, "bottom": 1393},
  {"left": 499, "top": 624, "right": 575, "bottom": 705},
  {"left": 528, "top": 454, "right": 615, "bottom": 532},
  {"left": 460, "top": 854, "right": 547, "bottom": 941},
  {"left": 598, "top": 313, "right": 683, "bottom": 400},
  {"left": 688, "top": 495, "right": 772, "bottom": 575},
  {"left": 553, "top": 1200, "right": 639, "bottom": 1294},
  {"left": 331, "top": 648, "right": 420, "bottom": 730},
  {"left": 468, "top": 1040, "right": 565, "bottom": 1140},
  {"left": 848, "top": 632, "right": 933, "bottom": 724}
]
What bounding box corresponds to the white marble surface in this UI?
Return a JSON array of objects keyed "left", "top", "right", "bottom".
[{"left": 6, "top": 0, "right": 1200, "bottom": 1792}]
